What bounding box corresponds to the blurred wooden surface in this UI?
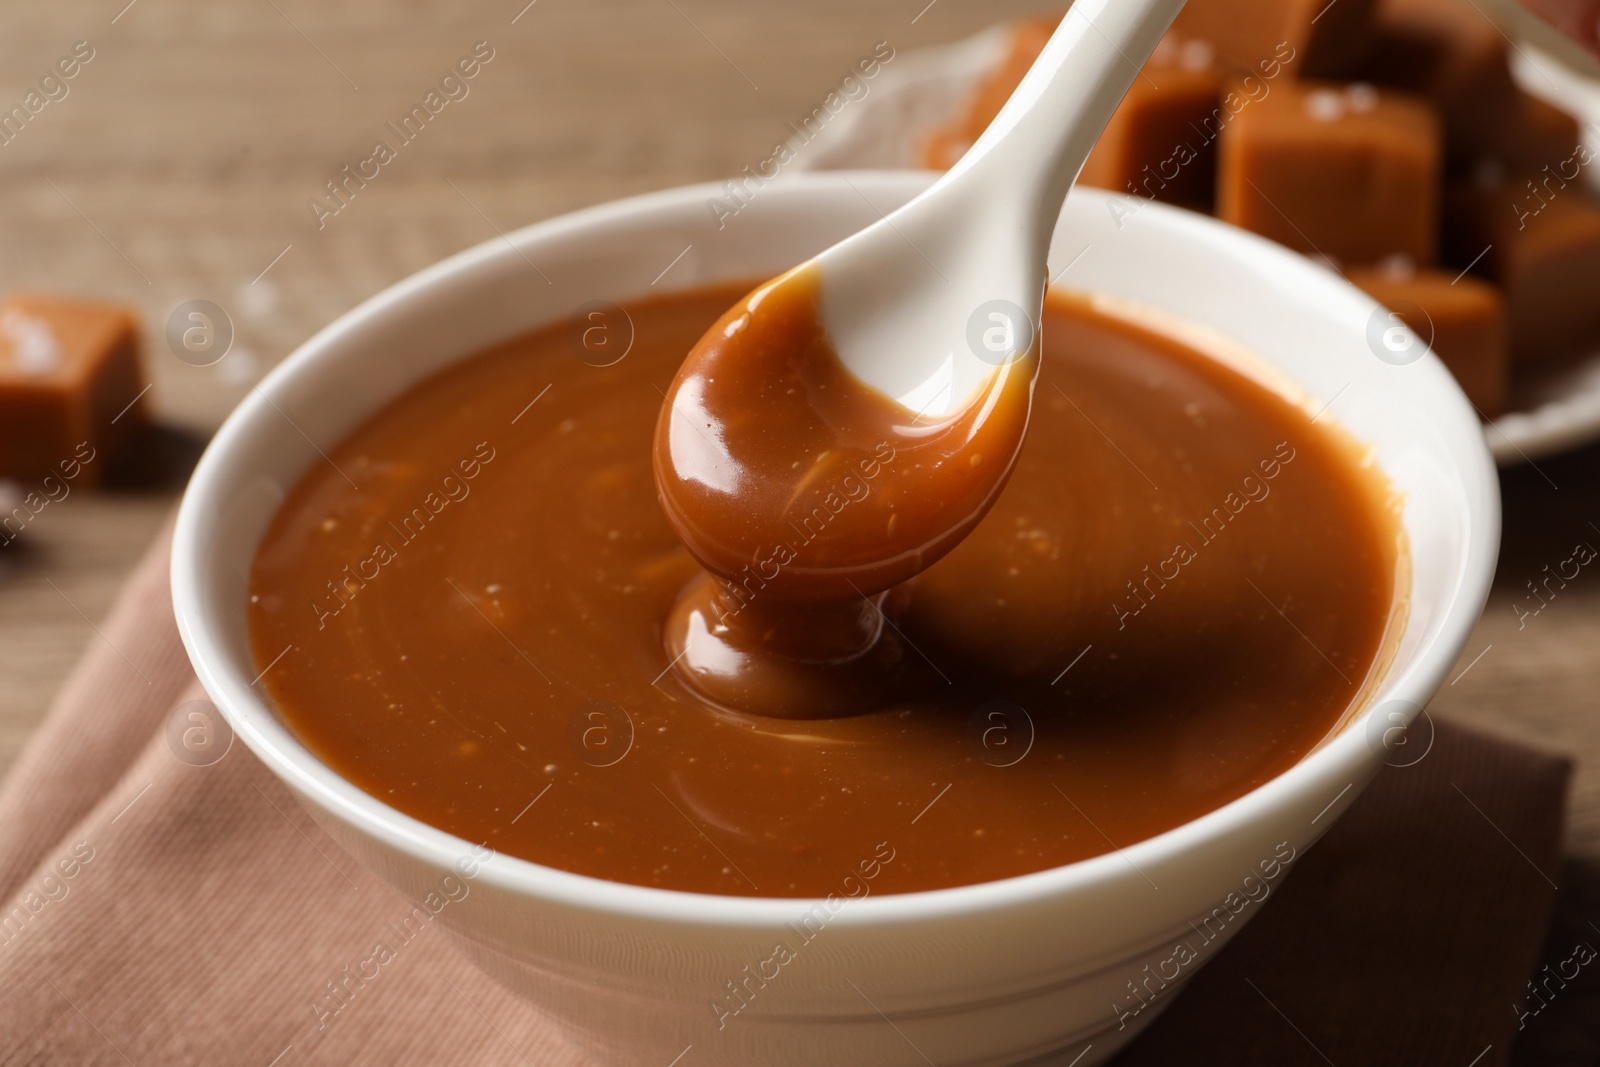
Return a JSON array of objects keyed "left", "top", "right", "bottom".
[{"left": 3, "top": 0, "right": 1600, "bottom": 1055}]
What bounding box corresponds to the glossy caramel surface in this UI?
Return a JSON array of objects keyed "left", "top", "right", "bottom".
[
  {"left": 249, "top": 283, "right": 1398, "bottom": 898},
  {"left": 653, "top": 267, "right": 1037, "bottom": 716},
  {"left": 654, "top": 266, "right": 1035, "bottom": 603}
]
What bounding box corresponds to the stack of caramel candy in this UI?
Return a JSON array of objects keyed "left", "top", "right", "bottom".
[{"left": 924, "top": 0, "right": 1600, "bottom": 418}]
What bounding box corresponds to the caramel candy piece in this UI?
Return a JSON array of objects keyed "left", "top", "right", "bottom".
[
  {"left": 1079, "top": 35, "right": 1225, "bottom": 210},
  {"left": 1346, "top": 265, "right": 1509, "bottom": 416},
  {"left": 922, "top": 22, "right": 1241, "bottom": 211},
  {"left": 1361, "top": 0, "right": 1517, "bottom": 153},
  {"left": 1170, "top": 0, "right": 1378, "bottom": 78},
  {"left": 1445, "top": 166, "right": 1600, "bottom": 364},
  {"left": 0, "top": 293, "right": 144, "bottom": 484},
  {"left": 1470, "top": 89, "right": 1584, "bottom": 171},
  {"left": 1217, "top": 81, "right": 1441, "bottom": 267},
  {"left": 1365, "top": 0, "right": 1583, "bottom": 168}
]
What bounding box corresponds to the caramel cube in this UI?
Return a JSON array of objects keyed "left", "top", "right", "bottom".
[
  {"left": 0, "top": 293, "right": 144, "bottom": 485},
  {"left": 1359, "top": 1, "right": 1580, "bottom": 168},
  {"left": 1346, "top": 266, "right": 1509, "bottom": 416},
  {"left": 1360, "top": 0, "right": 1518, "bottom": 157},
  {"left": 1079, "top": 35, "right": 1224, "bottom": 210},
  {"left": 1468, "top": 89, "right": 1584, "bottom": 171},
  {"left": 1445, "top": 168, "right": 1600, "bottom": 364},
  {"left": 1171, "top": 0, "right": 1378, "bottom": 78},
  {"left": 1217, "top": 80, "right": 1440, "bottom": 268}
]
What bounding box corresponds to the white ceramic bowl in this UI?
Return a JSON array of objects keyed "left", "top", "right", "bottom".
[{"left": 172, "top": 173, "right": 1499, "bottom": 1067}]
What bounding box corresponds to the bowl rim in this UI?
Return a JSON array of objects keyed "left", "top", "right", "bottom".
[{"left": 171, "top": 171, "right": 1502, "bottom": 928}]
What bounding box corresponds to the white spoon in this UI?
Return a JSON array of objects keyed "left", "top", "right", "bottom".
[{"left": 652, "top": 0, "right": 1189, "bottom": 711}]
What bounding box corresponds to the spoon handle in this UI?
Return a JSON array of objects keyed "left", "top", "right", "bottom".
[{"left": 946, "top": 0, "right": 1188, "bottom": 246}]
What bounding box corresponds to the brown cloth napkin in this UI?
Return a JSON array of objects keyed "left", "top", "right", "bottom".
[{"left": 0, "top": 519, "right": 1572, "bottom": 1066}]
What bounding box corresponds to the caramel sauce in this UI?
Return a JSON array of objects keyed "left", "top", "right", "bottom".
[{"left": 248, "top": 282, "right": 1398, "bottom": 898}]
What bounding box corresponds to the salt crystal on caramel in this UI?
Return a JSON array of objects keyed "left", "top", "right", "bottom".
[
  {"left": 1347, "top": 265, "right": 1509, "bottom": 416},
  {"left": 0, "top": 293, "right": 144, "bottom": 484},
  {"left": 1217, "top": 80, "right": 1440, "bottom": 268}
]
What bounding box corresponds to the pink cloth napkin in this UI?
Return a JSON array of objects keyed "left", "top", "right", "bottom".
[{"left": 0, "top": 518, "right": 1571, "bottom": 1065}]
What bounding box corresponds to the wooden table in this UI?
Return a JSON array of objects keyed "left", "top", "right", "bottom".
[{"left": 3, "top": 0, "right": 1598, "bottom": 1059}]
